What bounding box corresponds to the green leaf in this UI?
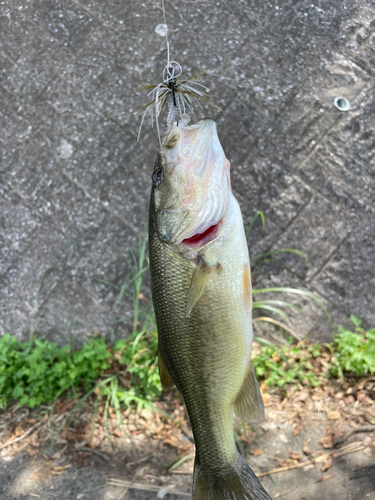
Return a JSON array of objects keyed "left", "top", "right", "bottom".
[
  {"left": 245, "top": 211, "right": 265, "bottom": 238},
  {"left": 253, "top": 287, "right": 332, "bottom": 323},
  {"left": 350, "top": 315, "right": 362, "bottom": 328},
  {"left": 252, "top": 248, "right": 307, "bottom": 263}
]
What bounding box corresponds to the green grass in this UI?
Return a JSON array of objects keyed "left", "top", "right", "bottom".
[
  {"left": 0, "top": 329, "right": 160, "bottom": 411},
  {"left": 1, "top": 212, "right": 373, "bottom": 412},
  {"left": 329, "top": 315, "right": 375, "bottom": 380},
  {"left": 252, "top": 316, "right": 375, "bottom": 388},
  {"left": 252, "top": 337, "right": 323, "bottom": 388},
  {"left": 0, "top": 334, "right": 111, "bottom": 409},
  {"left": 1, "top": 316, "right": 374, "bottom": 411},
  {"left": 246, "top": 210, "right": 332, "bottom": 339}
]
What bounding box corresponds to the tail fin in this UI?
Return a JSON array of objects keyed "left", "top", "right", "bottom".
[{"left": 193, "top": 455, "right": 272, "bottom": 500}]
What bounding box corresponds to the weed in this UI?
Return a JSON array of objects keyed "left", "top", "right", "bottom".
[
  {"left": 252, "top": 316, "right": 375, "bottom": 388},
  {"left": 0, "top": 334, "right": 111, "bottom": 409},
  {"left": 252, "top": 338, "right": 323, "bottom": 388},
  {"left": 111, "top": 328, "right": 161, "bottom": 408},
  {"left": 90, "top": 225, "right": 151, "bottom": 345},
  {"left": 1, "top": 212, "right": 372, "bottom": 414},
  {"left": 1, "top": 317, "right": 374, "bottom": 410},
  {"left": 0, "top": 327, "right": 161, "bottom": 411},
  {"left": 245, "top": 211, "right": 265, "bottom": 239},
  {"left": 245, "top": 211, "right": 332, "bottom": 340},
  {"left": 328, "top": 315, "right": 375, "bottom": 380}
]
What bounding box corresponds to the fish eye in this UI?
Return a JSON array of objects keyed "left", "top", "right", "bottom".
[{"left": 152, "top": 168, "right": 163, "bottom": 187}]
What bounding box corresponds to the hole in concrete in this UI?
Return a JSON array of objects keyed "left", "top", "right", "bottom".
[{"left": 333, "top": 97, "right": 350, "bottom": 111}]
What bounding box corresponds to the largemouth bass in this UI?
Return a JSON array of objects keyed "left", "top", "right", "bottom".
[{"left": 149, "top": 119, "right": 272, "bottom": 500}]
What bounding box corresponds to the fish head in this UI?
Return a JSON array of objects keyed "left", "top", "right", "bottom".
[{"left": 150, "top": 119, "right": 231, "bottom": 251}]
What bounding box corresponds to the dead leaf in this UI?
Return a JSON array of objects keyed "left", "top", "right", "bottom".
[
  {"left": 363, "top": 447, "right": 373, "bottom": 457},
  {"left": 327, "top": 411, "right": 340, "bottom": 420},
  {"left": 295, "top": 391, "right": 309, "bottom": 402},
  {"left": 55, "top": 438, "right": 68, "bottom": 445},
  {"left": 332, "top": 431, "right": 344, "bottom": 445},
  {"left": 27, "top": 433, "right": 40, "bottom": 448},
  {"left": 14, "top": 424, "right": 25, "bottom": 437},
  {"left": 162, "top": 436, "right": 192, "bottom": 452},
  {"left": 17, "top": 442, "right": 29, "bottom": 453},
  {"left": 321, "top": 454, "right": 334, "bottom": 472},
  {"left": 27, "top": 446, "right": 39, "bottom": 457},
  {"left": 293, "top": 420, "right": 303, "bottom": 436},
  {"left": 302, "top": 439, "right": 311, "bottom": 456},
  {"left": 4, "top": 441, "right": 28, "bottom": 458},
  {"left": 289, "top": 452, "right": 302, "bottom": 461},
  {"left": 316, "top": 474, "right": 335, "bottom": 482},
  {"left": 50, "top": 464, "right": 72, "bottom": 475},
  {"left": 26, "top": 418, "right": 38, "bottom": 424},
  {"left": 249, "top": 448, "right": 263, "bottom": 456},
  {"left": 138, "top": 293, "right": 149, "bottom": 303},
  {"left": 319, "top": 436, "right": 334, "bottom": 449}
]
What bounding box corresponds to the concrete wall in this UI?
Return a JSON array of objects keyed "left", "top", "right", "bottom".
[{"left": 1, "top": 0, "right": 374, "bottom": 343}]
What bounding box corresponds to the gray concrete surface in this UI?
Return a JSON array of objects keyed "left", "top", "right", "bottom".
[{"left": 0, "top": 0, "right": 374, "bottom": 343}]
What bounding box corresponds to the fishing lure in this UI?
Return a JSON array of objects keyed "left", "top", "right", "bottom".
[
  {"left": 135, "top": 61, "right": 221, "bottom": 145},
  {"left": 135, "top": 0, "right": 220, "bottom": 144}
]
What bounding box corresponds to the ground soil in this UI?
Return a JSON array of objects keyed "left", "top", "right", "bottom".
[{"left": 1, "top": 379, "right": 374, "bottom": 500}]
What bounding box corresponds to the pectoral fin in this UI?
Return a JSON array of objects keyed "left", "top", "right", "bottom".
[
  {"left": 234, "top": 361, "right": 265, "bottom": 424},
  {"left": 158, "top": 351, "right": 175, "bottom": 390},
  {"left": 186, "top": 257, "right": 219, "bottom": 317}
]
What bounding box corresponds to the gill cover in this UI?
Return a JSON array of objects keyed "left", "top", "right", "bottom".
[{"left": 151, "top": 119, "right": 231, "bottom": 247}]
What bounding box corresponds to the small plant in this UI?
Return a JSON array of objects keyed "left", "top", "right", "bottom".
[
  {"left": 245, "top": 210, "right": 332, "bottom": 340},
  {"left": 252, "top": 338, "right": 323, "bottom": 388},
  {"left": 0, "top": 329, "right": 161, "bottom": 411},
  {"left": 329, "top": 315, "right": 375, "bottom": 380},
  {"left": 110, "top": 328, "right": 161, "bottom": 409},
  {"left": 1, "top": 213, "right": 373, "bottom": 413},
  {"left": 90, "top": 224, "right": 151, "bottom": 345},
  {"left": 252, "top": 317, "right": 375, "bottom": 389},
  {"left": 0, "top": 335, "right": 111, "bottom": 409}
]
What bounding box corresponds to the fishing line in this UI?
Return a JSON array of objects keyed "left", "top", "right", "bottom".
[
  {"left": 161, "top": 0, "right": 170, "bottom": 66},
  {"left": 160, "top": 0, "right": 179, "bottom": 117},
  {"left": 135, "top": 0, "right": 220, "bottom": 145}
]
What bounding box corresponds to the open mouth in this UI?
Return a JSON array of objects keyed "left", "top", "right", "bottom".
[{"left": 181, "top": 223, "right": 219, "bottom": 248}]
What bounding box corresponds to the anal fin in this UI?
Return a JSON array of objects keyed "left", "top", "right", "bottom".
[
  {"left": 234, "top": 361, "right": 265, "bottom": 425},
  {"left": 158, "top": 351, "right": 175, "bottom": 390}
]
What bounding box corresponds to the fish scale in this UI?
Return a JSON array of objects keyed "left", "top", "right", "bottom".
[{"left": 150, "top": 226, "right": 243, "bottom": 467}]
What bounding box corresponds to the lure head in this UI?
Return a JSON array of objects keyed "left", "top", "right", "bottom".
[
  {"left": 135, "top": 63, "right": 221, "bottom": 140},
  {"left": 150, "top": 119, "right": 232, "bottom": 253}
]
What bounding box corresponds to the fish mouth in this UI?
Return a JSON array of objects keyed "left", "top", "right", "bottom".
[{"left": 181, "top": 222, "right": 220, "bottom": 249}]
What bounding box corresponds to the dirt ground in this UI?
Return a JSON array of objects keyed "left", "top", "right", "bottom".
[{"left": 1, "top": 381, "right": 374, "bottom": 500}]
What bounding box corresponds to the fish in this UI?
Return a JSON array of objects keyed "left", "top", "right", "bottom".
[{"left": 149, "top": 118, "right": 272, "bottom": 500}]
